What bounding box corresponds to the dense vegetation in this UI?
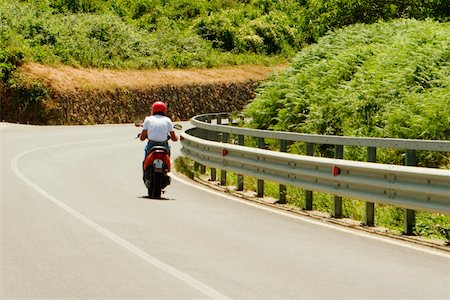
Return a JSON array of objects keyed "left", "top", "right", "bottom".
[
  {"left": 1, "top": 0, "right": 448, "bottom": 76},
  {"left": 245, "top": 19, "right": 450, "bottom": 166}
]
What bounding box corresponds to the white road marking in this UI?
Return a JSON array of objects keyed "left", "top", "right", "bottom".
[
  {"left": 171, "top": 172, "right": 450, "bottom": 259},
  {"left": 11, "top": 142, "right": 230, "bottom": 300}
]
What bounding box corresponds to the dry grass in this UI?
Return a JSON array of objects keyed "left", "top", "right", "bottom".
[
  {"left": 3, "top": 62, "right": 283, "bottom": 124},
  {"left": 19, "top": 63, "right": 284, "bottom": 92}
]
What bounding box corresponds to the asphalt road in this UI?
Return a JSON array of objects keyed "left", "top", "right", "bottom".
[{"left": 1, "top": 123, "right": 449, "bottom": 299}]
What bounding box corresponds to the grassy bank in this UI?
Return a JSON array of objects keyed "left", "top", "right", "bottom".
[
  {"left": 244, "top": 19, "right": 450, "bottom": 167},
  {"left": 0, "top": 63, "right": 273, "bottom": 124}
]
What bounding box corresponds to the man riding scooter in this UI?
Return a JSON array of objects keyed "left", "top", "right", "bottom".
[{"left": 139, "top": 101, "right": 178, "bottom": 198}]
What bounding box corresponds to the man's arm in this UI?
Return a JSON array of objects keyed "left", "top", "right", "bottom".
[
  {"left": 169, "top": 130, "right": 178, "bottom": 142},
  {"left": 139, "top": 129, "right": 148, "bottom": 141}
]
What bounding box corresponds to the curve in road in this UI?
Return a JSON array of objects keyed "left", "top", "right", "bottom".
[{"left": 1, "top": 123, "right": 449, "bottom": 299}]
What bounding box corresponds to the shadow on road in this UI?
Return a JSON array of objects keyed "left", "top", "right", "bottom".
[{"left": 138, "top": 195, "right": 175, "bottom": 201}]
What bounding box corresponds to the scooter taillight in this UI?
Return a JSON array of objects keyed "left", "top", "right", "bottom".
[{"left": 153, "top": 150, "right": 166, "bottom": 159}]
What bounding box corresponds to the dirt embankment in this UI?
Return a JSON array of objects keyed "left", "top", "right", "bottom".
[{"left": 1, "top": 63, "right": 281, "bottom": 124}]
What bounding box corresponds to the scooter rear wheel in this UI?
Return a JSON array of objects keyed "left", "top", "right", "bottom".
[{"left": 149, "top": 172, "right": 163, "bottom": 199}]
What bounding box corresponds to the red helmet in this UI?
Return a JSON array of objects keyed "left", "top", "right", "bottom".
[{"left": 152, "top": 101, "right": 167, "bottom": 114}]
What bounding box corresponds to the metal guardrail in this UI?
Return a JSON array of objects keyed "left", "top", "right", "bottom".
[
  {"left": 181, "top": 131, "right": 450, "bottom": 213},
  {"left": 180, "top": 113, "right": 450, "bottom": 234},
  {"left": 191, "top": 113, "right": 450, "bottom": 152}
]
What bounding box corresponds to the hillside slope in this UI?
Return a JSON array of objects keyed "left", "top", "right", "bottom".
[
  {"left": 19, "top": 63, "right": 282, "bottom": 92},
  {"left": 244, "top": 19, "right": 450, "bottom": 166},
  {"left": 245, "top": 19, "right": 450, "bottom": 139},
  {"left": 1, "top": 63, "right": 282, "bottom": 124}
]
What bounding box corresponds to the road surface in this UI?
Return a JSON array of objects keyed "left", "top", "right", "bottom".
[{"left": 1, "top": 123, "right": 449, "bottom": 299}]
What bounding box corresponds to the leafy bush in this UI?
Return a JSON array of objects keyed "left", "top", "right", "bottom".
[
  {"left": 0, "top": 49, "right": 25, "bottom": 81},
  {"left": 195, "top": 10, "right": 243, "bottom": 51},
  {"left": 48, "top": 0, "right": 107, "bottom": 13},
  {"left": 236, "top": 12, "right": 300, "bottom": 55},
  {"left": 301, "top": 0, "right": 449, "bottom": 42},
  {"left": 244, "top": 19, "right": 450, "bottom": 166},
  {"left": 3, "top": 72, "right": 51, "bottom": 123},
  {"left": 174, "top": 157, "right": 199, "bottom": 179},
  {"left": 1, "top": 0, "right": 448, "bottom": 73},
  {"left": 194, "top": 0, "right": 449, "bottom": 53}
]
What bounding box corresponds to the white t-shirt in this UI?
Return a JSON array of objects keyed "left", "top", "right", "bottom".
[{"left": 143, "top": 115, "right": 174, "bottom": 142}]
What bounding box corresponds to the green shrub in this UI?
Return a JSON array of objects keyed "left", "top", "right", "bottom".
[
  {"left": 244, "top": 19, "right": 450, "bottom": 167},
  {"left": 174, "top": 157, "right": 199, "bottom": 179},
  {"left": 4, "top": 72, "right": 51, "bottom": 124},
  {"left": 0, "top": 49, "right": 25, "bottom": 81},
  {"left": 237, "top": 12, "right": 300, "bottom": 55},
  {"left": 195, "top": 10, "right": 243, "bottom": 51},
  {"left": 48, "top": 0, "right": 107, "bottom": 13},
  {"left": 303, "top": 0, "right": 449, "bottom": 42}
]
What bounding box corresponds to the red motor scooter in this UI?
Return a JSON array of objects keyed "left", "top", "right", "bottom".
[
  {"left": 136, "top": 123, "right": 181, "bottom": 198},
  {"left": 143, "top": 143, "right": 171, "bottom": 198}
]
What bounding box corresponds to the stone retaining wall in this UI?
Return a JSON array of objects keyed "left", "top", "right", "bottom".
[{"left": 0, "top": 80, "right": 259, "bottom": 124}]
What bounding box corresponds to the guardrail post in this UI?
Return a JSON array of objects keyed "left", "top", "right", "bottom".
[
  {"left": 365, "top": 147, "right": 376, "bottom": 227},
  {"left": 199, "top": 128, "right": 206, "bottom": 174},
  {"left": 205, "top": 117, "right": 216, "bottom": 180},
  {"left": 404, "top": 150, "right": 417, "bottom": 235},
  {"left": 333, "top": 145, "right": 343, "bottom": 218},
  {"left": 304, "top": 143, "right": 314, "bottom": 210},
  {"left": 237, "top": 134, "right": 245, "bottom": 191},
  {"left": 210, "top": 115, "right": 221, "bottom": 181},
  {"left": 278, "top": 140, "right": 288, "bottom": 204},
  {"left": 200, "top": 165, "right": 206, "bottom": 174},
  {"left": 257, "top": 137, "right": 265, "bottom": 197},
  {"left": 206, "top": 116, "right": 214, "bottom": 142},
  {"left": 221, "top": 131, "right": 229, "bottom": 186},
  {"left": 205, "top": 115, "right": 212, "bottom": 139},
  {"left": 191, "top": 128, "right": 200, "bottom": 172}
]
